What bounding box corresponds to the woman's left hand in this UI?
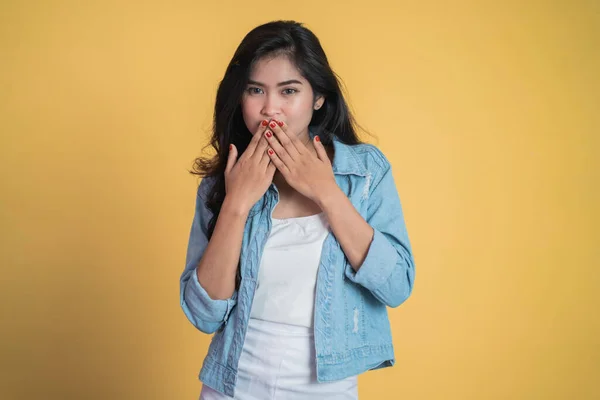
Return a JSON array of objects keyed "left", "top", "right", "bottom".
[{"left": 264, "top": 119, "right": 339, "bottom": 204}]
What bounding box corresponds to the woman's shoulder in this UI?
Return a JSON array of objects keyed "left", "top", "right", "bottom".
[
  {"left": 336, "top": 139, "right": 392, "bottom": 175},
  {"left": 352, "top": 142, "right": 389, "bottom": 168},
  {"left": 197, "top": 175, "right": 219, "bottom": 199}
]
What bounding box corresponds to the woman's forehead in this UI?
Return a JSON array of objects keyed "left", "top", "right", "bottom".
[{"left": 249, "top": 55, "right": 306, "bottom": 84}]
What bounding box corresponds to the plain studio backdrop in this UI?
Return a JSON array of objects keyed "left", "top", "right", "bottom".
[{"left": 0, "top": 1, "right": 598, "bottom": 399}]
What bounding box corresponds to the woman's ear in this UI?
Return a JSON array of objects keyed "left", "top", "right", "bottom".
[{"left": 314, "top": 95, "right": 325, "bottom": 110}]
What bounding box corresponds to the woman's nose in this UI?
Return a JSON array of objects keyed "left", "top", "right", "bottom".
[{"left": 261, "top": 94, "right": 281, "bottom": 117}]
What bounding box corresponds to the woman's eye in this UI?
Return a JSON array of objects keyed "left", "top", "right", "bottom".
[
  {"left": 246, "top": 87, "right": 263, "bottom": 95},
  {"left": 283, "top": 88, "right": 297, "bottom": 95}
]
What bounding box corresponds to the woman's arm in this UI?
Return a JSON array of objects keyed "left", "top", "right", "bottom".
[
  {"left": 179, "top": 178, "right": 245, "bottom": 334},
  {"left": 181, "top": 130, "right": 275, "bottom": 334},
  {"left": 317, "top": 156, "right": 416, "bottom": 308},
  {"left": 195, "top": 197, "right": 248, "bottom": 301},
  {"left": 261, "top": 122, "right": 415, "bottom": 308},
  {"left": 317, "top": 188, "right": 374, "bottom": 270}
]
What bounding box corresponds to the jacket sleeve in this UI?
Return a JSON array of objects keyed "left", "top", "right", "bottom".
[
  {"left": 344, "top": 155, "right": 416, "bottom": 308},
  {"left": 179, "top": 177, "right": 237, "bottom": 334}
]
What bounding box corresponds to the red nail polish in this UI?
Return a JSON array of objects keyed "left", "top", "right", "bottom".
[
  {"left": 261, "top": 120, "right": 268, "bottom": 127},
  {"left": 277, "top": 120, "right": 284, "bottom": 127},
  {"left": 269, "top": 121, "right": 277, "bottom": 128},
  {"left": 315, "top": 136, "right": 320, "bottom": 142},
  {"left": 268, "top": 149, "right": 274, "bottom": 155},
  {"left": 265, "top": 130, "right": 272, "bottom": 138},
  {"left": 229, "top": 144, "right": 232, "bottom": 150}
]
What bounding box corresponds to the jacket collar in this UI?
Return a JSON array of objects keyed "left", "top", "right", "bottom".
[{"left": 308, "top": 127, "right": 368, "bottom": 177}]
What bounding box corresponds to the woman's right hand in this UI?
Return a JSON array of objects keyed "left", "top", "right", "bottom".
[{"left": 224, "top": 120, "right": 276, "bottom": 214}]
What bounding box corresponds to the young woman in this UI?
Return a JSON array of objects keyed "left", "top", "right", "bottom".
[{"left": 180, "top": 20, "right": 416, "bottom": 400}]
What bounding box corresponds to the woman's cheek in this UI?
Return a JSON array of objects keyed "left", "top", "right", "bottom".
[{"left": 241, "top": 104, "right": 259, "bottom": 131}]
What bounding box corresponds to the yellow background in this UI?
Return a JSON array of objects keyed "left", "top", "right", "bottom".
[{"left": 1, "top": 1, "right": 598, "bottom": 399}]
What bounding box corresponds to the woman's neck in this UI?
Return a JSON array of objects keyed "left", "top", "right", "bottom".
[{"left": 272, "top": 171, "right": 291, "bottom": 194}]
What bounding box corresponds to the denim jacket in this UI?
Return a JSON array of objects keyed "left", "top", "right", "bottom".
[{"left": 180, "top": 130, "right": 416, "bottom": 398}]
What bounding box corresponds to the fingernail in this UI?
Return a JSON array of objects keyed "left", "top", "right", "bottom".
[
  {"left": 269, "top": 121, "right": 277, "bottom": 128},
  {"left": 315, "top": 136, "right": 320, "bottom": 142},
  {"left": 229, "top": 144, "right": 233, "bottom": 150},
  {"left": 277, "top": 120, "right": 284, "bottom": 127},
  {"left": 261, "top": 120, "right": 269, "bottom": 127},
  {"left": 265, "top": 130, "right": 272, "bottom": 138},
  {"left": 268, "top": 148, "right": 274, "bottom": 155}
]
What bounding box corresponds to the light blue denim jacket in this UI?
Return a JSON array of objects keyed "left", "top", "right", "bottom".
[{"left": 180, "top": 131, "right": 416, "bottom": 398}]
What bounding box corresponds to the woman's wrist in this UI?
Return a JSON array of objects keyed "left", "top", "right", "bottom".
[
  {"left": 315, "top": 183, "right": 344, "bottom": 212},
  {"left": 222, "top": 195, "right": 251, "bottom": 219}
]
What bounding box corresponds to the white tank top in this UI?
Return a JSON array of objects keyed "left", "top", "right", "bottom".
[{"left": 249, "top": 212, "right": 330, "bottom": 328}]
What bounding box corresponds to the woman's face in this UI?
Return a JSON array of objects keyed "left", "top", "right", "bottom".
[{"left": 241, "top": 55, "right": 323, "bottom": 141}]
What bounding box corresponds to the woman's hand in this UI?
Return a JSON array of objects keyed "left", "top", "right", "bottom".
[
  {"left": 263, "top": 120, "right": 339, "bottom": 206},
  {"left": 224, "top": 120, "right": 276, "bottom": 214}
]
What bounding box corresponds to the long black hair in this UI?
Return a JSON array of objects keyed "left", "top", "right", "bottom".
[{"left": 191, "top": 20, "right": 366, "bottom": 286}]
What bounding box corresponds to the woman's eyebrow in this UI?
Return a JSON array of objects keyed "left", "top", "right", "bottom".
[{"left": 247, "top": 79, "right": 303, "bottom": 87}]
